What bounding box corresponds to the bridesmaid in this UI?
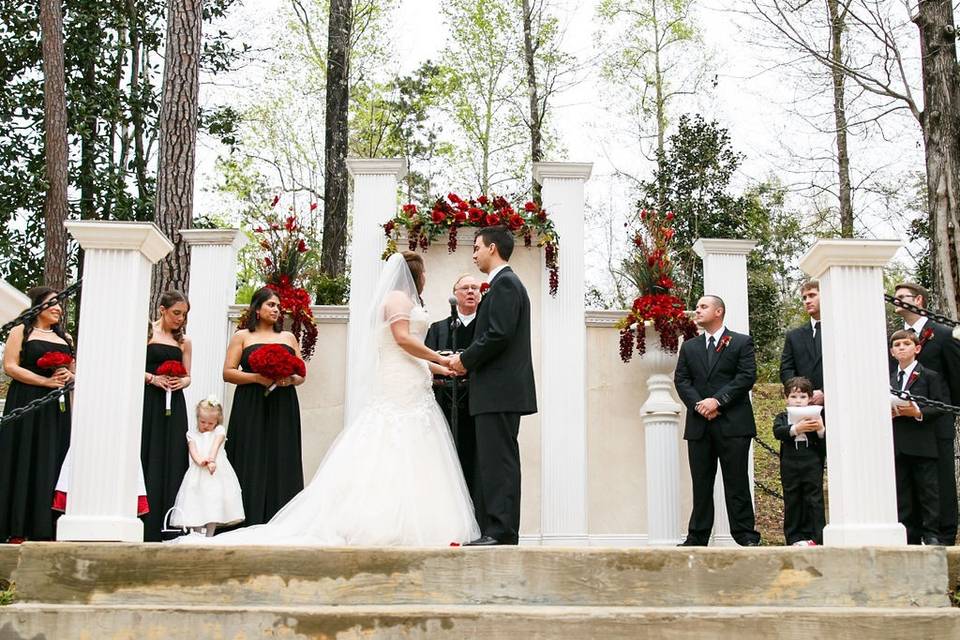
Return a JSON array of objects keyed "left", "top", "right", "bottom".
[
  {"left": 0, "top": 287, "right": 74, "bottom": 542},
  {"left": 142, "top": 290, "right": 192, "bottom": 541},
  {"left": 224, "top": 287, "right": 305, "bottom": 526}
]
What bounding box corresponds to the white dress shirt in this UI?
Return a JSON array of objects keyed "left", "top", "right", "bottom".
[{"left": 487, "top": 263, "right": 509, "bottom": 283}]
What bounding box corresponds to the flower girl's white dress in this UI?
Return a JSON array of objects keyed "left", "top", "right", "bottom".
[{"left": 170, "top": 425, "right": 245, "bottom": 528}]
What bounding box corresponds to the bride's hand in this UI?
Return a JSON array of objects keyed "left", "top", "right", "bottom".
[
  {"left": 434, "top": 365, "right": 455, "bottom": 377},
  {"left": 436, "top": 355, "right": 453, "bottom": 369}
]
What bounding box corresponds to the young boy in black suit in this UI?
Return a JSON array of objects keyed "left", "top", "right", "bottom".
[
  {"left": 890, "top": 329, "right": 947, "bottom": 545},
  {"left": 773, "top": 376, "right": 826, "bottom": 546}
]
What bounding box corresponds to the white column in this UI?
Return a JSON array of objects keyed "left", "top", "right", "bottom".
[
  {"left": 344, "top": 158, "right": 406, "bottom": 425},
  {"left": 180, "top": 229, "right": 244, "bottom": 429},
  {"left": 534, "top": 161, "right": 592, "bottom": 546},
  {"left": 692, "top": 238, "right": 757, "bottom": 546},
  {"left": 57, "top": 221, "right": 173, "bottom": 542},
  {"left": 638, "top": 324, "right": 684, "bottom": 545},
  {"left": 799, "top": 239, "right": 905, "bottom": 546},
  {"left": 0, "top": 280, "right": 29, "bottom": 326}
]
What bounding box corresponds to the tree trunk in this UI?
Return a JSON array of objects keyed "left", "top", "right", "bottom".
[
  {"left": 39, "top": 0, "right": 70, "bottom": 291},
  {"left": 150, "top": 0, "right": 202, "bottom": 309},
  {"left": 321, "top": 0, "right": 351, "bottom": 278},
  {"left": 827, "top": 0, "right": 854, "bottom": 237},
  {"left": 129, "top": 0, "right": 152, "bottom": 213},
  {"left": 521, "top": 0, "right": 543, "bottom": 204},
  {"left": 914, "top": 1, "right": 960, "bottom": 319}
]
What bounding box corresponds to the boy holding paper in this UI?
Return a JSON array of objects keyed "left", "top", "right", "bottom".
[
  {"left": 772, "top": 376, "right": 825, "bottom": 546},
  {"left": 890, "top": 329, "right": 948, "bottom": 545}
]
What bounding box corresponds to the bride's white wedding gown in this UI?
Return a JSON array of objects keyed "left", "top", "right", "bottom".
[{"left": 195, "top": 305, "right": 480, "bottom": 546}]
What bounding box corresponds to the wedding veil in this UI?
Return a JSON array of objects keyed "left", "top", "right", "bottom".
[{"left": 347, "top": 252, "right": 423, "bottom": 424}]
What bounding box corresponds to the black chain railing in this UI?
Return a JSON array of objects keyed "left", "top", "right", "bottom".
[
  {"left": 0, "top": 382, "right": 73, "bottom": 427},
  {"left": 885, "top": 294, "right": 960, "bottom": 328},
  {"left": 890, "top": 387, "right": 960, "bottom": 417},
  {"left": 754, "top": 479, "right": 784, "bottom": 501},
  {"left": 0, "top": 280, "right": 82, "bottom": 343}
]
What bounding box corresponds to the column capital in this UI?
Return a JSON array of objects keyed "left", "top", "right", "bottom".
[
  {"left": 799, "top": 239, "right": 902, "bottom": 278},
  {"left": 179, "top": 228, "right": 245, "bottom": 251},
  {"left": 65, "top": 221, "right": 173, "bottom": 264},
  {"left": 692, "top": 238, "right": 758, "bottom": 258},
  {"left": 533, "top": 162, "right": 593, "bottom": 183},
  {"left": 346, "top": 158, "right": 407, "bottom": 179}
]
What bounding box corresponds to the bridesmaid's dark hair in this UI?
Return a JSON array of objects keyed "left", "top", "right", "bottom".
[
  {"left": 147, "top": 290, "right": 190, "bottom": 344},
  {"left": 22, "top": 286, "right": 74, "bottom": 353},
  {"left": 244, "top": 286, "right": 282, "bottom": 333}
]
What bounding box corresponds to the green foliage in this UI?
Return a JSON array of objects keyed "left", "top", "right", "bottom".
[
  {"left": 752, "top": 383, "right": 787, "bottom": 545},
  {"left": 0, "top": 579, "right": 14, "bottom": 606},
  {"left": 314, "top": 272, "right": 350, "bottom": 305}
]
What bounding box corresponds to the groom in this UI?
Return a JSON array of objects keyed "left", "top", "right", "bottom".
[{"left": 450, "top": 226, "right": 537, "bottom": 546}]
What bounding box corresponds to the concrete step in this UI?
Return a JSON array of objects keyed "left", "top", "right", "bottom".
[
  {"left": 3, "top": 604, "right": 960, "bottom": 639},
  {"left": 8, "top": 543, "right": 952, "bottom": 608}
]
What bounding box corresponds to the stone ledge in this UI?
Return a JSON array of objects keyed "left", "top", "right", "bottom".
[
  {"left": 3, "top": 604, "right": 960, "bottom": 640},
  {"left": 9, "top": 544, "right": 951, "bottom": 609}
]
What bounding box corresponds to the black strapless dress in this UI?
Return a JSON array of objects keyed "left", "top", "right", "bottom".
[
  {"left": 0, "top": 339, "right": 72, "bottom": 540},
  {"left": 224, "top": 343, "right": 304, "bottom": 526},
  {"left": 141, "top": 342, "right": 189, "bottom": 541}
]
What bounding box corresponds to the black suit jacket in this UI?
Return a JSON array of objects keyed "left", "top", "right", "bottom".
[
  {"left": 425, "top": 315, "right": 477, "bottom": 355},
  {"left": 460, "top": 267, "right": 537, "bottom": 416},
  {"left": 891, "top": 363, "right": 946, "bottom": 458},
  {"left": 772, "top": 411, "right": 826, "bottom": 460},
  {"left": 780, "top": 322, "right": 823, "bottom": 390},
  {"left": 889, "top": 320, "right": 960, "bottom": 439},
  {"left": 674, "top": 329, "right": 757, "bottom": 440}
]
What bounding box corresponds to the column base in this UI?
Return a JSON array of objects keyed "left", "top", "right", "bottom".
[
  {"left": 709, "top": 533, "right": 738, "bottom": 547},
  {"left": 647, "top": 536, "right": 682, "bottom": 547},
  {"left": 56, "top": 515, "right": 144, "bottom": 542},
  {"left": 540, "top": 533, "right": 590, "bottom": 547},
  {"left": 822, "top": 522, "right": 906, "bottom": 547}
]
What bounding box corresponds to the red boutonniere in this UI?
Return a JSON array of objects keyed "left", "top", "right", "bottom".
[
  {"left": 907, "top": 370, "right": 920, "bottom": 388},
  {"left": 479, "top": 282, "right": 490, "bottom": 295},
  {"left": 716, "top": 334, "right": 732, "bottom": 353},
  {"left": 919, "top": 327, "right": 935, "bottom": 347}
]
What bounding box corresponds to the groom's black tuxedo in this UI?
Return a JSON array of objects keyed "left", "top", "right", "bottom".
[
  {"left": 460, "top": 265, "right": 536, "bottom": 544},
  {"left": 674, "top": 328, "right": 760, "bottom": 545}
]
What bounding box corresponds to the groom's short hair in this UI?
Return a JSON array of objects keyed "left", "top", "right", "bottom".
[{"left": 477, "top": 225, "right": 514, "bottom": 261}]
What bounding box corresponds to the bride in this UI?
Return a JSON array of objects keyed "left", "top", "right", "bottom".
[{"left": 187, "top": 251, "right": 480, "bottom": 545}]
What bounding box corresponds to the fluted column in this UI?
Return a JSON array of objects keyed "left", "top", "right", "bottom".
[
  {"left": 799, "top": 239, "right": 905, "bottom": 546},
  {"left": 692, "top": 238, "right": 757, "bottom": 546},
  {"left": 57, "top": 221, "right": 173, "bottom": 541},
  {"left": 344, "top": 158, "right": 406, "bottom": 425},
  {"left": 180, "top": 229, "right": 244, "bottom": 428},
  {"left": 535, "top": 161, "right": 592, "bottom": 545},
  {"left": 639, "top": 324, "right": 684, "bottom": 545},
  {"left": 0, "top": 279, "right": 29, "bottom": 326}
]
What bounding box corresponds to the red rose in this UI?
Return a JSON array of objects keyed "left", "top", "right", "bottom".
[
  {"left": 492, "top": 196, "right": 509, "bottom": 209},
  {"left": 454, "top": 211, "right": 467, "bottom": 224},
  {"left": 537, "top": 211, "right": 547, "bottom": 222},
  {"left": 666, "top": 211, "right": 675, "bottom": 220},
  {"left": 478, "top": 195, "right": 489, "bottom": 205},
  {"left": 508, "top": 214, "right": 524, "bottom": 231},
  {"left": 37, "top": 351, "right": 73, "bottom": 370},
  {"left": 524, "top": 201, "right": 537, "bottom": 212},
  {"left": 456, "top": 200, "right": 469, "bottom": 212},
  {"left": 432, "top": 209, "right": 447, "bottom": 224},
  {"left": 383, "top": 220, "right": 395, "bottom": 235},
  {"left": 156, "top": 360, "right": 188, "bottom": 378},
  {"left": 402, "top": 204, "right": 418, "bottom": 216},
  {"left": 479, "top": 282, "right": 490, "bottom": 295},
  {"left": 285, "top": 216, "right": 297, "bottom": 231},
  {"left": 448, "top": 193, "right": 462, "bottom": 204},
  {"left": 297, "top": 239, "right": 308, "bottom": 253},
  {"left": 485, "top": 213, "right": 500, "bottom": 226},
  {"left": 468, "top": 207, "right": 484, "bottom": 223}
]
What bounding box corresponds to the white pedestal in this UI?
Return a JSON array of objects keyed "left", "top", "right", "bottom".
[
  {"left": 57, "top": 221, "right": 173, "bottom": 542},
  {"left": 800, "top": 239, "right": 906, "bottom": 546},
  {"left": 693, "top": 238, "right": 757, "bottom": 546},
  {"left": 638, "top": 325, "right": 683, "bottom": 546},
  {"left": 535, "top": 162, "right": 592, "bottom": 546},
  {"left": 180, "top": 229, "right": 244, "bottom": 429},
  {"left": 344, "top": 158, "right": 406, "bottom": 426}
]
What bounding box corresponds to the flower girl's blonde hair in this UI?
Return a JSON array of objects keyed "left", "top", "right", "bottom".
[{"left": 196, "top": 395, "right": 224, "bottom": 425}]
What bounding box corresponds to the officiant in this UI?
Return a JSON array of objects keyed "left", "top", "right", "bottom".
[{"left": 425, "top": 273, "right": 480, "bottom": 498}]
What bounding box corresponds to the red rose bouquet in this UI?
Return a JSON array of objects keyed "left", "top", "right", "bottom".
[
  {"left": 156, "top": 359, "right": 188, "bottom": 416},
  {"left": 248, "top": 344, "right": 306, "bottom": 396},
  {"left": 618, "top": 209, "right": 697, "bottom": 362},
  {"left": 37, "top": 351, "right": 74, "bottom": 412}
]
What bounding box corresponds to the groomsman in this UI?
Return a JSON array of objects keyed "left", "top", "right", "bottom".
[
  {"left": 425, "top": 274, "right": 481, "bottom": 500},
  {"left": 892, "top": 282, "right": 960, "bottom": 545},
  {"left": 674, "top": 295, "right": 761, "bottom": 546},
  {"left": 780, "top": 280, "right": 823, "bottom": 405}
]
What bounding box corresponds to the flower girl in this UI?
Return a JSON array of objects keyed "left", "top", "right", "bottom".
[{"left": 169, "top": 396, "right": 244, "bottom": 536}]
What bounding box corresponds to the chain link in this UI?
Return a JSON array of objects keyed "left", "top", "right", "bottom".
[
  {"left": 0, "top": 382, "right": 74, "bottom": 427},
  {"left": 885, "top": 294, "right": 960, "bottom": 328},
  {"left": 890, "top": 387, "right": 960, "bottom": 417},
  {"left": 0, "top": 281, "right": 82, "bottom": 343}
]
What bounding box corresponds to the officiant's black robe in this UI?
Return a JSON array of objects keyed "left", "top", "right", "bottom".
[{"left": 425, "top": 316, "right": 477, "bottom": 500}]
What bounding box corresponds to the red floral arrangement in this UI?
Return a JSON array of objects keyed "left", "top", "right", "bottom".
[
  {"left": 155, "top": 359, "right": 188, "bottom": 415},
  {"left": 618, "top": 209, "right": 697, "bottom": 362},
  {"left": 382, "top": 193, "right": 561, "bottom": 296},
  {"left": 241, "top": 196, "right": 319, "bottom": 359},
  {"left": 248, "top": 344, "right": 306, "bottom": 396},
  {"left": 479, "top": 282, "right": 490, "bottom": 296},
  {"left": 37, "top": 351, "right": 74, "bottom": 412}
]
